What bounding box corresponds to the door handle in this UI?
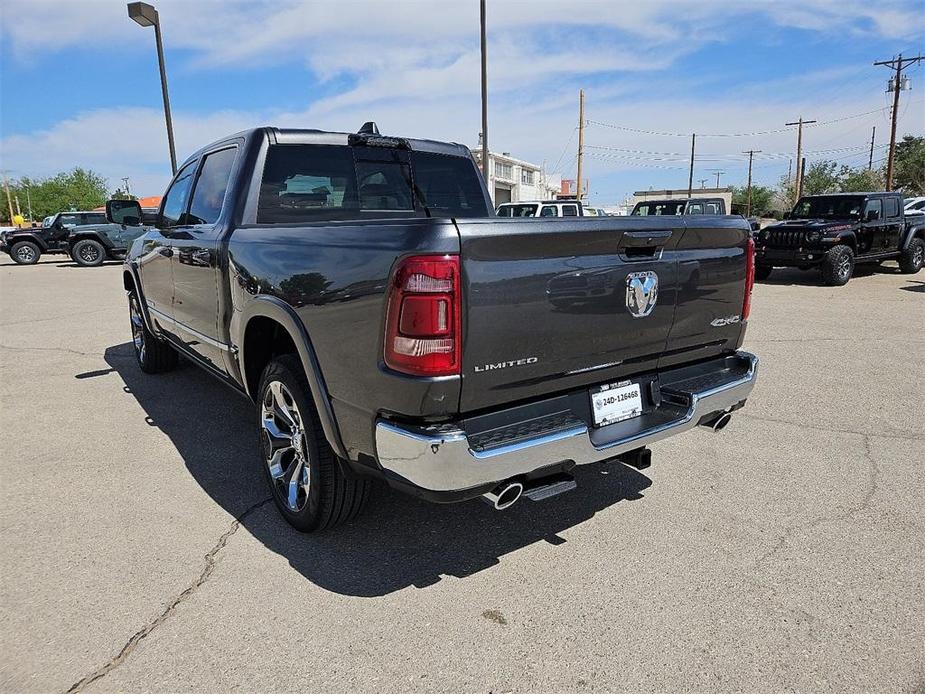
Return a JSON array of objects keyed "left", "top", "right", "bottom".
[{"left": 621, "top": 230, "right": 673, "bottom": 247}]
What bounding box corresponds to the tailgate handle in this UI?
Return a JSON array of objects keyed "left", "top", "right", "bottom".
[{"left": 621, "top": 230, "right": 673, "bottom": 247}]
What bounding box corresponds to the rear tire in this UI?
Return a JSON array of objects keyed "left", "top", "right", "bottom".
[
  {"left": 129, "top": 291, "right": 177, "bottom": 373},
  {"left": 821, "top": 245, "right": 854, "bottom": 286},
  {"left": 898, "top": 237, "right": 924, "bottom": 274},
  {"left": 257, "top": 354, "right": 370, "bottom": 532},
  {"left": 755, "top": 265, "right": 773, "bottom": 281},
  {"left": 71, "top": 238, "right": 106, "bottom": 267},
  {"left": 10, "top": 241, "right": 40, "bottom": 265}
]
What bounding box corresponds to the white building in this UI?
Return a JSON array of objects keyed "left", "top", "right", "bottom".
[{"left": 471, "top": 148, "right": 561, "bottom": 205}]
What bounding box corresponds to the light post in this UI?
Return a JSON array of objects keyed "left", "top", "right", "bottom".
[{"left": 128, "top": 2, "right": 177, "bottom": 174}]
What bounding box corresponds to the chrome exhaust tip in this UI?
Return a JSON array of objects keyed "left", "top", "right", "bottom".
[
  {"left": 710, "top": 412, "right": 732, "bottom": 432},
  {"left": 481, "top": 482, "right": 524, "bottom": 510}
]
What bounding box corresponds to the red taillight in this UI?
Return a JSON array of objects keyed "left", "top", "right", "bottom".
[
  {"left": 743, "top": 237, "right": 755, "bottom": 321},
  {"left": 384, "top": 255, "right": 461, "bottom": 376}
]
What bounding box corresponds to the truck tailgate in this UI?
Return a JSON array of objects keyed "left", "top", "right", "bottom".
[{"left": 455, "top": 216, "right": 749, "bottom": 413}]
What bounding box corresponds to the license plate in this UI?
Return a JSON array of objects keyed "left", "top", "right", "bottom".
[{"left": 591, "top": 381, "right": 642, "bottom": 427}]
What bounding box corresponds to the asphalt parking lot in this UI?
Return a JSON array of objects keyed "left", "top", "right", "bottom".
[{"left": 1, "top": 254, "right": 923, "bottom": 693}]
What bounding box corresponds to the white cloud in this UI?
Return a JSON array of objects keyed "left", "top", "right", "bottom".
[{"left": 1, "top": 0, "right": 923, "bottom": 200}]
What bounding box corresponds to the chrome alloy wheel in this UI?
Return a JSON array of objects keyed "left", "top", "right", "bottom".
[
  {"left": 15, "top": 245, "right": 36, "bottom": 263},
  {"left": 129, "top": 294, "right": 146, "bottom": 364},
  {"left": 260, "top": 381, "right": 311, "bottom": 511},
  {"left": 837, "top": 254, "right": 852, "bottom": 281},
  {"left": 79, "top": 244, "right": 101, "bottom": 264},
  {"left": 913, "top": 242, "right": 924, "bottom": 269}
]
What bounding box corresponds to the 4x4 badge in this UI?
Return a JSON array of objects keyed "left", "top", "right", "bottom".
[{"left": 626, "top": 271, "right": 658, "bottom": 318}]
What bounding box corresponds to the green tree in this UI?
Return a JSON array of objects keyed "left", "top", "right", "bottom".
[
  {"left": 839, "top": 166, "right": 884, "bottom": 192},
  {"left": 7, "top": 168, "right": 110, "bottom": 221},
  {"left": 731, "top": 184, "right": 776, "bottom": 216},
  {"left": 801, "top": 160, "right": 840, "bottom": 196},
  {"left": 892, "top": 135, "right": 925, "bottom": 194},
  {"left": 111, "top": 188, "right": 137, "bottom": 201}
]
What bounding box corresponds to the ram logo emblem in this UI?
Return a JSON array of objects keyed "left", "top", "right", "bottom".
[{"left": 625, "top": 271, "right": 658, "bottom": 318}]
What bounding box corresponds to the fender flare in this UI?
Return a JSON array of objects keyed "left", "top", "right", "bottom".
[
  {"left": 70, "top": 232, "right": 115, "bottom": 251},
  {"left": 835, "top": 232, "right": 857, "bottom": 250},
  {"left": 900, "top": 222, "right": 925, "bottom": 250},
  {"left": 122, "top": 263, "right": 159, "bottom": 337},
  {"left": 7, "top": 234, "right": 48, "bottom": 252},
  {"left": 237, "top": 295, "right": 348, "bottom": 460}
]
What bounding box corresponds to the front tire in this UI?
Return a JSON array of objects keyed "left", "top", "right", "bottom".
[
  {"left": 129, "top": 291, "right": 177, "bottom": 373},
  {"left": 10, "top": 241, "right": 40, "bottom": 265},
  {"left": 821, "top": 245, "right": 854, "bottom": 286},
  {"left": 71, "top": 239, "right": 106, "bottom": 267},
  {"left": 755, "top": 265, "right": 773, "bottom": 281},
  {"left": 898, "top": 237, "right": 924, "bottom": 274},
  {"left": 257, "top": 354, "right": 370, "bottom": 532}
]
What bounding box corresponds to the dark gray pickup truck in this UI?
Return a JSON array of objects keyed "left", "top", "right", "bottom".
[{"left": 108, "top": 123, "right": 759, "bottom": 532}]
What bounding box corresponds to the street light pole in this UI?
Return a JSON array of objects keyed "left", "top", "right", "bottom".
[
  {"left": 479, "top": 0, "right": 489, "bottom": 183},
  {"left": 128, "top": 2, "right": 177, "bottom": 174}
]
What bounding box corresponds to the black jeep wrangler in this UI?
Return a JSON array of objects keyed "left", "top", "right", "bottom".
[
  {"left": 1, "top": 210, "right": 107, "bottom": 264},
  {"left": 755, "top": 192, "right": 925, "bottom": 285},
  {"left": 67, "top": 208, "right": 157, "bottom": 267}
]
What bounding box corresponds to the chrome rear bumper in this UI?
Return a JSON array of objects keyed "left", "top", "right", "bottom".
[{"left": 375, "top": 351, "right": 759, "bottom": 494}]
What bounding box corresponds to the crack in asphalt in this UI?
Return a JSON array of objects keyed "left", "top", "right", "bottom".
[
  {"left": 0, "top": 308, "right": 111, "bottom": 328},
  {"left": 65, "top": 498, "right": 272, "bottom": 693},
  {"left": 755, "top": 434, "right": 879, "bottom": 570},
  {"left": 0, "top": 343, "right": 132, "bottom": 360},
  {"left": 737, "top": 412, "right": 925, "bottom": 441}
]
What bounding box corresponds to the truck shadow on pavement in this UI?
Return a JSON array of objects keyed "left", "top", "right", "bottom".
[{"left": 103, "top": 342, "right": 652, "bottom": 597}]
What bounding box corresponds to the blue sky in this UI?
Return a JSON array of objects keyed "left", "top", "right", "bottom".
[{"left": 1, "top": 0, "right": 923, "bottom": 205}]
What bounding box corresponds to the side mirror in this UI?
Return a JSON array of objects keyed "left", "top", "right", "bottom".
[
  {"left": 865, "top": 209, "right": 880, "bottom": 222},
  {"left": 106, "top": 199, "right": 143, "bottom": 226}
]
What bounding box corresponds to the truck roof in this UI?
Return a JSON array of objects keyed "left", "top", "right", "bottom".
[
  {"left": 800, "top": 192, "right": 899, "bottom": 197},
  {"left": 182, "top": 126, "right": 472, "bottom": 168}
]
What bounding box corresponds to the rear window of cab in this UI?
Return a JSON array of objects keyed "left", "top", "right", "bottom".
[{"left": 257, "top": 144, "right": 488, "bottom": 223}]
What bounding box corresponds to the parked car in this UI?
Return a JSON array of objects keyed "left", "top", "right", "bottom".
[
  {"left": 1, "top": 210, "right": 108, "bottom": 264},
  {"left": 109, "top": 123, "right": 759, "bottom": 532},
  {"left": 631, "top": 197, "right": 760, "bottom": 232},
  {"left": 631, "top": 198, "right": 727, "bottom": 216},
  {"left": 67, "top": 208, "right": 157, "bottom": 267},
  {"left": 755, "top": 192, "right": 925, "bottom": 285},
  {"left": 496, "top": 200, "right": 584, "bottom": 217},
  {"left": 903, "top": 196, "right": 925, "bottom": 217}
]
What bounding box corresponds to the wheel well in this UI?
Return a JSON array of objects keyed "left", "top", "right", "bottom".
[
  {"left": 243, "top": 316, "right": 298, "bottom": 400},
  {"left": 9, "top": 235, "right": 40, "bottom": 247},
  {"left": 841, "top": 235, "right": 857, "bottom": 252},
  {"left": 71, "top": 234, "right": 104, "bottom": 246}
]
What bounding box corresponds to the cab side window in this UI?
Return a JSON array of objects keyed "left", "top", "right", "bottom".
[
  {"left": 864, "top": 199, "right": 882, "bottom": 222},
  {"left": 84, "top": 213, "right": 107, "bottom": 225},
  {"left": 187, "top": 148, "right": 237, "bottom": 225},
  {"left": 884, "top": 197, "right": 899, "bottom": 219},
  {"left": 540, "top": 205, "right": 558, "bottom": 217},
  {"left": 160, "top": 161, "right": 199, "bottom": 228},
  {"left": 562, "top": 205, "right": 578, "bottom": 217},
  {"left": 59, "top": 214, "right": 81, "bottom": 228}
]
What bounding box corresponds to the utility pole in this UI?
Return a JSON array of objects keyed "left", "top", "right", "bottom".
[
  {"left": 710, "top": 169, "right": 726, "bottom": 188},
  {"left": 785, "top": 117, "right": 816, "bottom": 202},
  {"left": 576, "top": 89, "right": 585, "bottom": 202},
  {"left": 799, "top": 158, "right": 807, "bottom": 199},
  {"left": 874, "top": 53, "right": 923, "bottom": 190},
  {"left": 698, "top": 178, "right": 708, "bottom": 189},
  {"left": 868, "top": 126, "right": 876, "bottom": 171},
  {"left": 479, "top": 0, "right": 489, "bottom": 182},
  {"left": 14, "top": 195, "right": 22, "bottom": 217},
  {"left": 687, "top": 133, "right": 696, "bottom": 198},
  {"left": 1, "top": 173, "right": 13, "bottom": 224},
  {"left": 742, "top": 150, "right": 761, "bottom": 217},
  {"left": 25, "top": 187, "right": 33, "bottom": 221}
]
